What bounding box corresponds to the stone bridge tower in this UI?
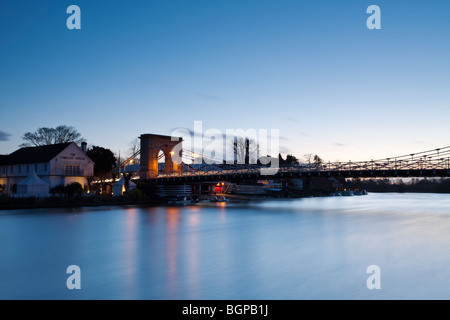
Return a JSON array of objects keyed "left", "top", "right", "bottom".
[{"left": 139, "top": 134, "right": 183, "bottom": 179}]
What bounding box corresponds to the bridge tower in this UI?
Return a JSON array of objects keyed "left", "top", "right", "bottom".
[{"left": 139, "top": 134, "right": 183, "bottom": 179}]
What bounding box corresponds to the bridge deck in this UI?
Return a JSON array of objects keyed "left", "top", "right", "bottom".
[{"left": 142, "top": 167, "right": 450, "bottom": 184}]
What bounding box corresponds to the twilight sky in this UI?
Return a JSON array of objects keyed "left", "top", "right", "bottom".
[{"left": 1, "top": 0, "right": 449, "bottom": 162}]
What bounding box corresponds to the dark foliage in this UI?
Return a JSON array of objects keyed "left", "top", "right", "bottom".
[
  {"left": 86, "top": 146, "right": 117, "bottom": 180},
  {"left": 346, "top": 178, "right": 450, "bottom": 193},
  {"left": 50, "top": 182, "right": 84, "bottom": 197}
]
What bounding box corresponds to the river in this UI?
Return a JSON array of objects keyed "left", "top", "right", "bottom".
[{"left": 1, "top": 193, "right": 450, "bottom": 300}]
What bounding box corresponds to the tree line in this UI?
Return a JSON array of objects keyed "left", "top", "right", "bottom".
[
  {"left": 346, "top": 178, "right": 450, "bottom": 193},
  {"left": 19, "top": 125, "right": 326, "bottom": 179}
]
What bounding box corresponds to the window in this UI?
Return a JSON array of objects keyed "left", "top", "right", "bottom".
[
  {"left": 65, "top": 165, "right": 81, "bottom": 176},
  {"left": 10, "top": 166, "right": 13, "bottom": 174},
  {"left": 35, "top": 164, "right": 38, "bottom": 172},
  {"left": 43, "top": 164, "right": 48, "bottom": 172},
  {"left": 26, "top": 165, "right": 29, "bottom": 173},
  {"left": 18, "top": 165, "right": 21, "bottom": 174}
]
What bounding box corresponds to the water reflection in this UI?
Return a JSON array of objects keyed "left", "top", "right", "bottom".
[
  {"left": 216, "top": 202, "right": 227, "bottom": 222},
  {"left": 2, "top": 194, "right": 450, "bottom": 299},
  {"left": 143, "top": 207, "right": 159, "bottom": 225},
  {"left": 123, "top": 208, "right": 138, "bottom": 298},
  {"left": 165, "top": 207, "right": 180, "bottom": 299},
  {"left": 186, "top": 211, "right": 200, "bottom": 299}
]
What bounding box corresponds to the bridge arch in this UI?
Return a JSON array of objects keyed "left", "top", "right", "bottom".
[{"left": 139, "top": 134, "right": 183, "bottom": 179}]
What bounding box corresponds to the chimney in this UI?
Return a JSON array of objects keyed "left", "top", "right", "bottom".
[{"left": 81, "top": 142, "right": 87, "bottom": 153}]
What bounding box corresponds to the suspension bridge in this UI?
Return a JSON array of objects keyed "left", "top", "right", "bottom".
[{"left": 108, "top": 134, "right": 450, "bottom": 185}]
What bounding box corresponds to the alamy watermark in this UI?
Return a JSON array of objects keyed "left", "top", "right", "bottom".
[
  {"left": 170, "top": 121, "right": 280, "bottom": 175},
  {"left": 366, "top": 265, "right": 381, "bottom": 290},
  {"left": 64, "top": 264, "right": 381, "bottom": 293},
  {"left": 366, "top": 5, "right": 381, "bottom": 30},
  {"left": 66, "top": 5, "right": 81, "bottom": 30},
  {"left": 66, "top": 5, "right": 381, "bottom": 30},
  {"left": 66, "top": 265, "right": 81, "bottom": 290}
]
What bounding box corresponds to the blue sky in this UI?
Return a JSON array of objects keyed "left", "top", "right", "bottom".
[{"left": 1, "top": 0, "right": 449, "bottom": 162}]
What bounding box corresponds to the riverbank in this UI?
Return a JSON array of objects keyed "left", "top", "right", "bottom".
[
  {"left": 2, "top": 189, "right": 446, "bottom": 211},
  {"left": 0, "top": 195, "right": 166, "bottom": 210},
  {"left": 0, "top": 192, "right": 311, "bottom": 210}
]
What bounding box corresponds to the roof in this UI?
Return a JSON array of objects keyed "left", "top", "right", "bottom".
[
  {"left": 1, "top": 143, "right": 73, "bottom": 165},
  {"left": 0, "top": 155, "right": 8, "bottom": 165}
]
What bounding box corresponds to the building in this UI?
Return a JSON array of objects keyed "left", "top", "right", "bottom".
[{"left": 0, "top": 142, "right": 94, "bottom": 197}]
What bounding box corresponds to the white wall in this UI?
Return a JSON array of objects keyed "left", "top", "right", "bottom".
[
  {"left": 0, "top": 143, "right": 94, "bottom": 195},
  {"left": 0, "top": 164, "right": 49, "bottom": 195},
  {"left": 50, "top": 143, "right": 94, "bottom": 178}
]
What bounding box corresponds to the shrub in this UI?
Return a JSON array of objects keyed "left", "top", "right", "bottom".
[
  {"left": 50, "top": 183, "right": 83, "bottom": 197},
  {"left": 64, "top": 182, "right": 84, "bottom": 197},
  {"left": 128, "top": 188, "right": 145, "bottom": 201}
]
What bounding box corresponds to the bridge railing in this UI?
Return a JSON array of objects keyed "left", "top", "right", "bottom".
[
  {"left": 138, "top": 145, "right": 450, "bottom": 179},
  {"left": 152, "top": 157, "right": 450, "bottom": 179}
]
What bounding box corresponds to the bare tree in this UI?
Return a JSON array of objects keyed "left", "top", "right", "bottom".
[
  {"left": 20, "top": 125, "right": 85, "bottom": 147},
  {"left": 232, "top": 137, "right": 259, "bottom": 164},
  {"left": 126, "top": 138, "right": 141, "bottom": 164},
  {"left": 303, "top": 153, "right": 314, "bottom": 165},
  {"left": 53, "top": 125, "right": 84, "bottom": 144}
]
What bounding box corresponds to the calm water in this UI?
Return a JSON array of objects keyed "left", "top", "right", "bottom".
[{"left": 1, "top": 193, "right": 450, "bottom": 300}]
